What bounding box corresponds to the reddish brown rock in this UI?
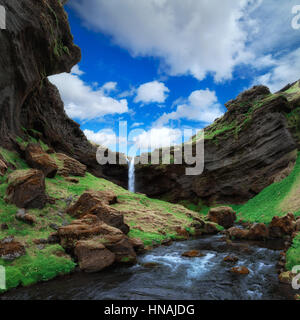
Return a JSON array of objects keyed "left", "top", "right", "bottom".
[
  {"left": 74, "top": 240, "right": 115, "bottom": 273},
  {"left": 175, "top": 226, "right": 189, "bottom": 238},
  {"left": 0, "top": 237, "right": 26, "bottom": 260},
  {"left": 248, "top": 223, "right": 269, "bottom": 240},
  {"left": 269, "top": 213, "right": 296, "bottom": 238},
  {"left": 208, "top": 206, "right": 236, "bottom": 229},
  {"left": 64, "top": 177, "right": 79, "bottom": 184},
  {"left": 56, "top": 153, "right": 87, "bottom": 177},
  {"left": 227, "top": 227, "right": 249, "bottom": 240},
  {"left": 5, "top": 169, "right": 46, "bottom": 209},
  {"left": 25, "top": 143, "right": 58, "bottom": 178},
  {"left": 295, "top": 218, "right": 300, "bottom": 232},
  {"left": 182, "top": 250, "right": 204, "bottom": 258},
  {"left": 230, "top": 266, "right": 250, "bottom": 275},
  {"left": 224, "top": 255, "right": 239, "bottom": 263},
  {"left": 66, "top": 191, "right": 128, "bottom": 233}
]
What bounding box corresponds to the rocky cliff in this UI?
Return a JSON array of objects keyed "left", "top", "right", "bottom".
[
  {"left": 0, "top": 0, "right": 127, "bottom": 185},
  {"left": 135, "top": 82, "right": 300, "bottom": 205}
]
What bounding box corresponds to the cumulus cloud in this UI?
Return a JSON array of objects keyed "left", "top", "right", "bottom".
[
  {"left": 134, "top": 81, "right": 169, "bottom": 104},
  {"left": 84, "top": 128, "right": 127, "bottom": 148},
  {"left": 132, "top": 127, "right": 182, "bottom": 150},
  {"left": 49, "top": 66, "right": 128, "bottom": 121},
  {"left": 69, "top": 0, "right": 252, "bottom": 82},
  {"left": 253, "top": 48, "right": 300, "bottom": 92},
  {"left": 155, "top": 89, "right": 224, "bottom": 127}
]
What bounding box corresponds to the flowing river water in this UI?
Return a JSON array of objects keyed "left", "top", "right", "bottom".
[{"left": 0, "top": 234, "right": 296, "bottom": 300}]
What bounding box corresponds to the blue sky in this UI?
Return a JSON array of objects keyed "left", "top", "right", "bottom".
[{"left": 49, "top": 0, "right": 300, "bottom": 156}]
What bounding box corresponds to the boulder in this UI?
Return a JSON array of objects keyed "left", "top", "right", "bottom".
[
  {"left": 203, "top": 222, "right": 219, "bottom": 235},
  {"left": 5, "top": 169, "right": 47, "bottom": 209},
  {"left": 208, "top": 207, "right": 236, "bottom": 229},
  {"left": 0, "top": 236, "right": 26, "bottom": 260},
  {"left": 58, "top": 214, "right": 136, "bottom": 270},
  {"left": 74, "top": 240, "right": 115, "bottom": 273},
  {"left": 295, "top": 218, "right": 300, "bottom": 232},
  {"left": 56, "top": 153, "right": 87, "bottom": 177},
  {"left": 66, "top": 191, "right": 128, "bottom": 234},
  {"left": 269, "top": 213, "right": 296, "bottom": 238},
  {"left": 182, "top": 250, "right": 204, "bottom": 258},
  {"left": 230, "top": 266, "right": 250, "bottom": 275},
  {"left": 25, "top": 143, "right": 58, "bottom": 178},
  {"left": 248, "top": 223, "right": 269, "bottom": 240},
  {"left": 227, "top": 227, "right": 249, "bottom": 240}
]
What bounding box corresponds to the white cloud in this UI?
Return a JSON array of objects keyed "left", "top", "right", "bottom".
[
  {"left": 49, "top": 66, "right": 128, "bottom": 121},
  {"left": 134, "top": 81, "right": 169, "bottom": 104},
  {"left": 253, "top": 48, "right": 300, "bottom": 92},
  {"left": 71, "top": 65, "right": 84, "bottom": 76},
  {"left": 101, "top": 82, "right": 117, "bottom": 93},
  {"left": 69, "top": 0, "right": 252, "bottom": 82},
  {"left": 155, "top": 89, "right": 224, "bottom": 127},
  {"left": 131, "top": 122, "right": 144, "bottom": 128},
  {"left": 133, "top": 127, "right": 182, "bottom": 149},
  {"left": 84, "top": 128, "right": 127, "bottom": 148}
]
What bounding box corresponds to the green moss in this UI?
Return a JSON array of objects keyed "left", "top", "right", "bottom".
[
  {"left": 286, "top": 233, "right": 300, "bottom": 271},
  {"left": 236, "top": 152, "right": 300, "bottom": 223}
]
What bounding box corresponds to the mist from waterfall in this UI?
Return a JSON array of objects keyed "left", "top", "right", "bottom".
[{"left": 128, "top": 157, "right": 135, "bottom": 193}]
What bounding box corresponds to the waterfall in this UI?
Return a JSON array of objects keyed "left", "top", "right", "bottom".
[{"left": 128, "top": 157, "right": 135, "bottom": 193}]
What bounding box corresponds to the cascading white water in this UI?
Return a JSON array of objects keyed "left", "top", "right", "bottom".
[{"left": 128, "top": 157, "right": 135, "bottom": 193}]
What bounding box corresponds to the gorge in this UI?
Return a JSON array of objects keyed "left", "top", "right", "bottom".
[{"left": 0, "top": 0, "right": 299, "bottom": 300}]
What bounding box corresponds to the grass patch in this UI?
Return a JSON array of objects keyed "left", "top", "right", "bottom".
[{"left": 286, "top": 233, "right": 300, "bottom": 271}]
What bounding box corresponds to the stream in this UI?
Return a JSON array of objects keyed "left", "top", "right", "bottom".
[{"left": 0, "top": 234, "right": 296, "bottom": 300}]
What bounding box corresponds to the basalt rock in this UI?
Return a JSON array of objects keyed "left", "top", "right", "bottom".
[
  {"left": 56, "top": 153, "right": 87, "bottom": 177},
  {"left": 0, "top": 236, "right": 26, "bottom": 261},
  {"left": 5, "top": 169, "right": 46, "bottom": 209},
  {"left": 135, "top": 83, "right": 299, "bottom": 205}
]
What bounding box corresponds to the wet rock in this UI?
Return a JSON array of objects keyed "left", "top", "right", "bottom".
[
  {"left": 16, "top": 209, "right": 37, "bottom": 225},
  {"left": 75, "top": 240, "right": 115, "bottom": 273},
  {"left": 182, "top": 250, "right": 204, "bottom": 258},
  {"left": 269, "top": 213, "right": 296, "bottom": 238},
  {"left": 56, "top": 153, "right": 87, "bottom": 177},
  {"left": 224, "top": 255, "right": 239, "bottom": 263},
  {"left": 142, "top": 262, "right": 160, "bottom": 268},
  {"left": 161, "top": 239, "right": 173, "bottom": 246},
  {"left": 5, "top": 169, "right": 46, "bottom": 209},
  {"left": 227, "top": 227, "right": 249, "bottom": 240},
  {"left": 175, "top": 226, "right": 189, "bottom": 238},
  {"left": 25, "top": 143, "right": 58, "bottom": 178},
  {"left": 208, "top": 207, "right": 236, "bottom": 229},
  {"left": 66, "top": 191, "right": 128, "bottom": 234},
  {"left": 0, "top": 237, "right": 26, "bottom": 260},
  {"left": 248, "top": 223, "right": 269, "bottom": 240},
  {"left": 129, "top": 238, "right": 145, "bottom": 253},
  {"left": 230, "top": 266, "right": 250, "bottom": 275}
]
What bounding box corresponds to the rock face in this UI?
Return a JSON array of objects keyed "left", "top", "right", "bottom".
[
  {"left": 135, "top": 85, "right": 299, "bottom": 205},
  {"left": 25, "top": 144, "right": 58, "bottom": 178},
  {"left": 58, "top": 214, "right": 136, "bottom": 272},
  {"left": 66, "top": 191, "right": 129, "bottom": 234},
  {"left": 5, "top": 169, "right": 47, "bottom": 209},
  {"left": 208, "top": 207, "right": 236, "bottom": 228}
]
